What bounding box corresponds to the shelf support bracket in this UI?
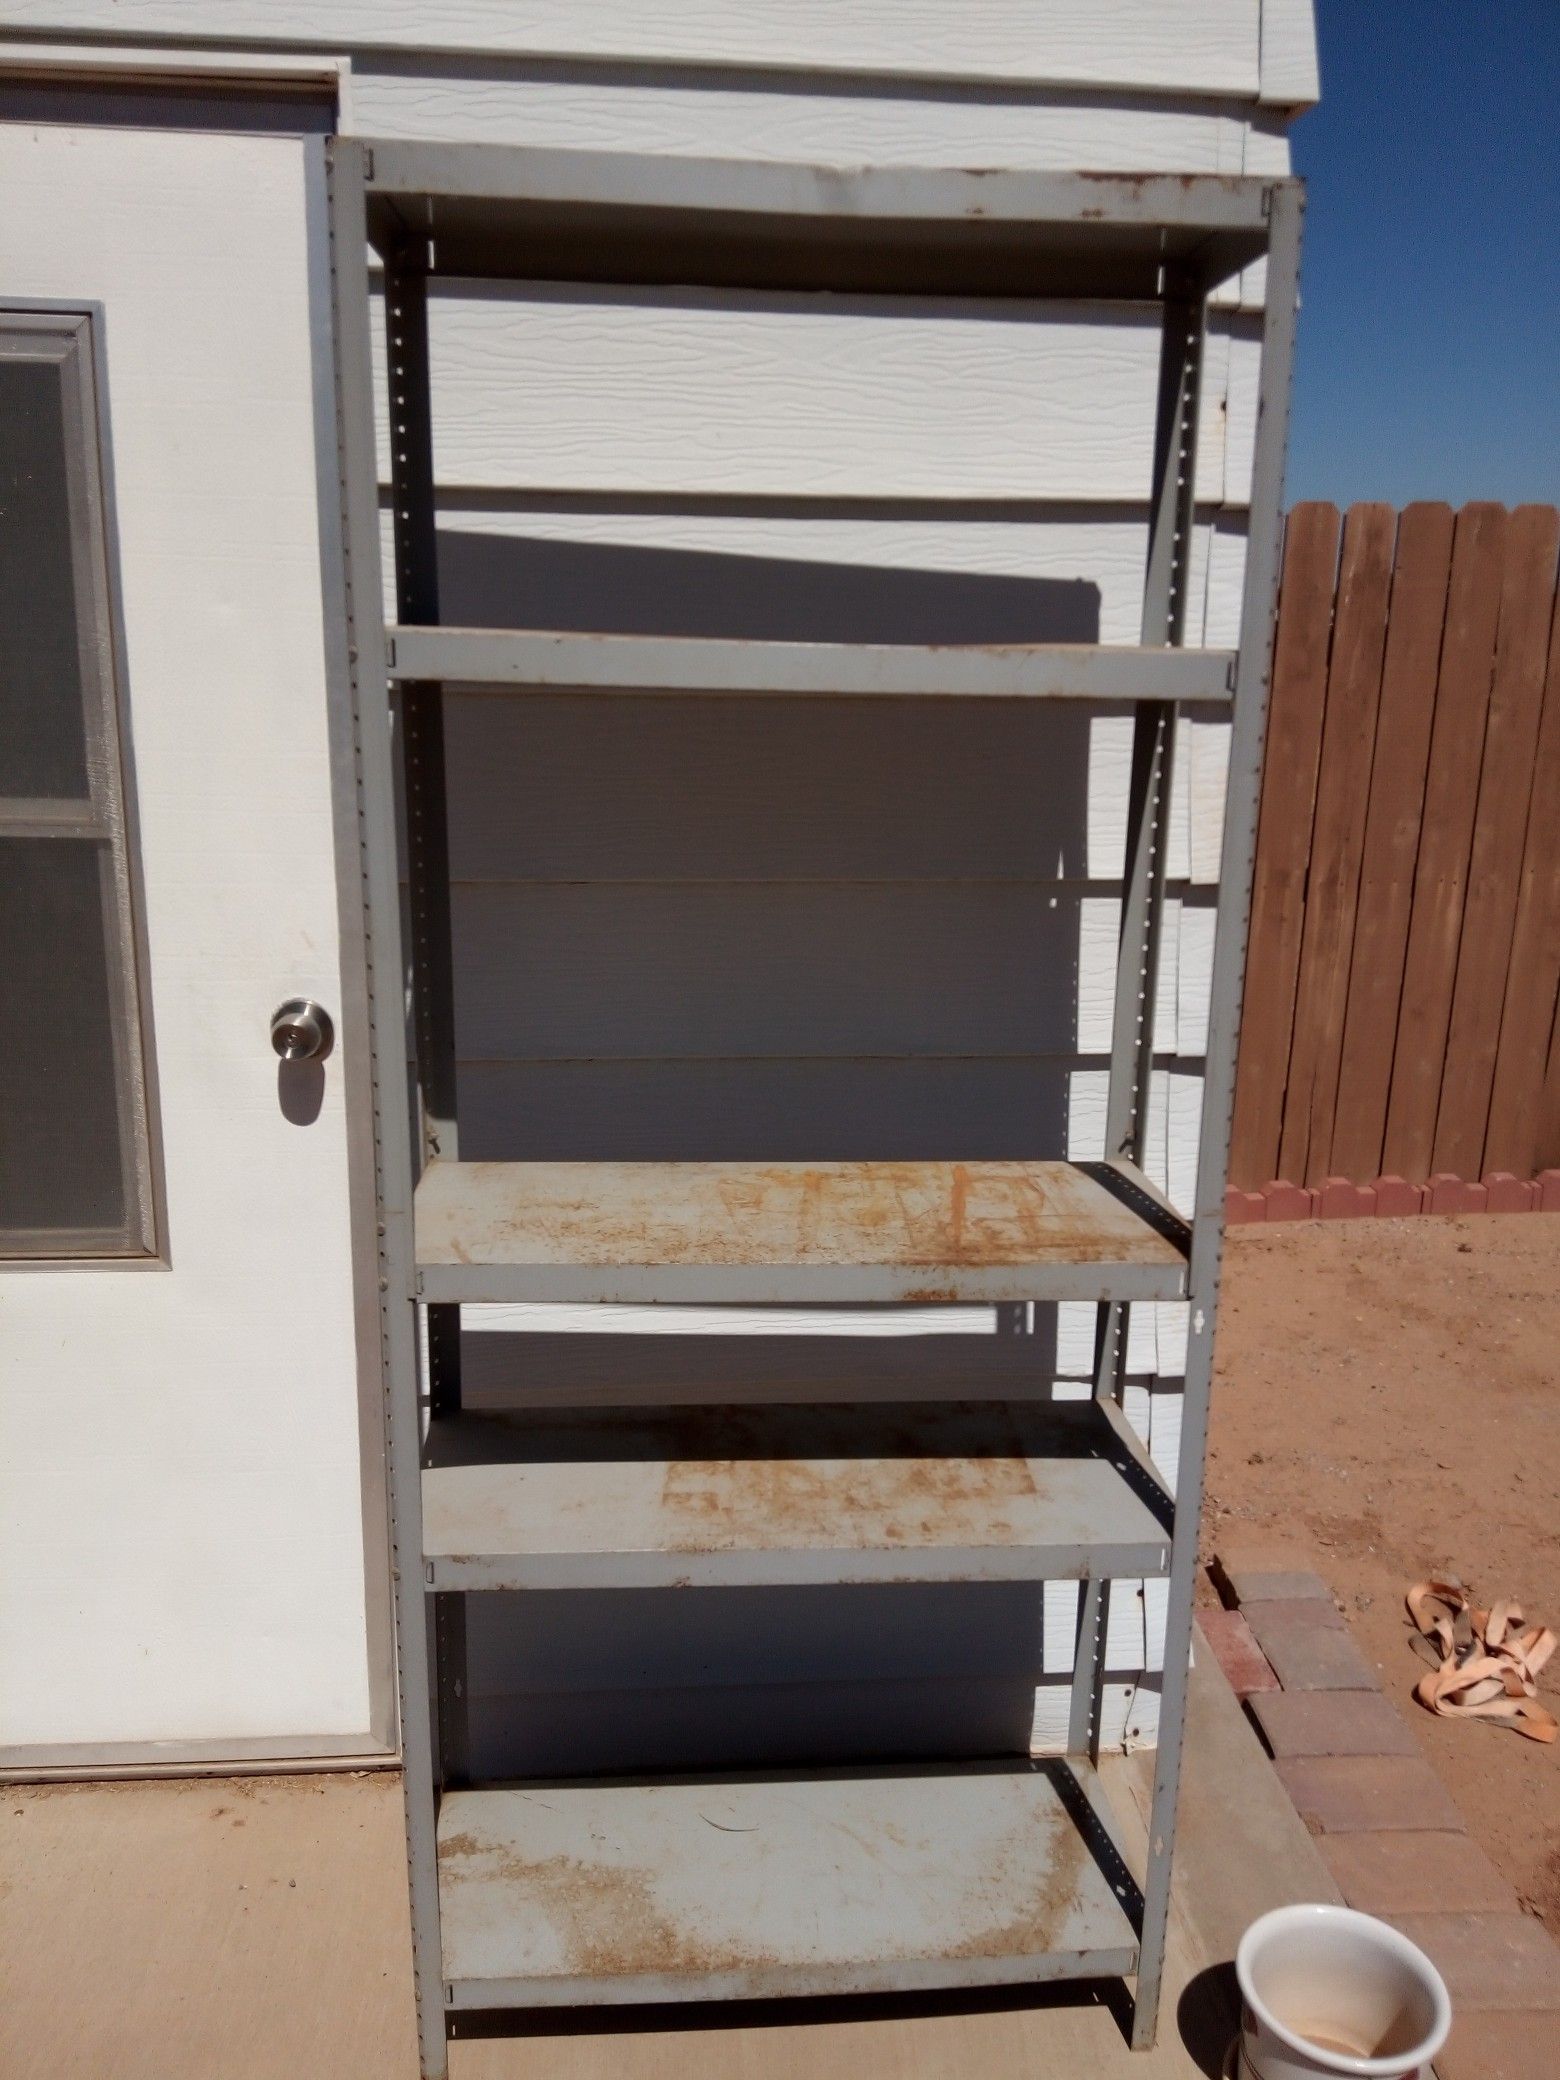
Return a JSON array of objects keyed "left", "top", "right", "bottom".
[
  {"left": 1092, "top": 276, "right": 1205, "bottom": 1413},
  {"left": 1081, "top": 283, "right": 1206, "bottom": 2035},
  {"left": 384, "top": 237, "right": 468, "bottom": 1801},
  {"left": 1131, "top": 194, "right": 1305, "bottom": 2053}
]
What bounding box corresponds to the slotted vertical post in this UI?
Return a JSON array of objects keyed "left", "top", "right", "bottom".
[
  {"left": 1072, "top": 280, "right": 1206, "bottom": 1784},
  {"left": 384, "top": 248, "right": 459, "bottom": 1182},
  {"left": 326, "top": 143, "right": 449, "bottom": 2080},
  {"left": 1132, "top": 189, "right": 1305, "bottom": 2051},
  {"left": 1096, "top": 275, "right": 1206, "bottom": 1393},
  {"left": 383, "top": 245, "right": 469, "bottom": 1799},
  {"left": 1066, "top": 1576, "right": 1111, "bottom": 1765}
]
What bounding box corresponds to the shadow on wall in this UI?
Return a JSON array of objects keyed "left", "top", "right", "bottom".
[
  {"left": 464, "top": 1581, "right": 1056, "bottom": 1777},
  {"left": 431, "top": 530, "right": 1110, "bottom": 1774},
  {"left": 460, "top": 1314, "right": 1065, "bottom": 1407},
  {"left": 436, "top": 526, "right": 1102, "bottom": 643},
  {"left": 434, "top": 528, "right": 1105, "bottom": 1164}
]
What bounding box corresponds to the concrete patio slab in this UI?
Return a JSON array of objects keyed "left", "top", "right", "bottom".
[{"left": 0, "top": 1649, "right": 1340, "bottom": 2080}]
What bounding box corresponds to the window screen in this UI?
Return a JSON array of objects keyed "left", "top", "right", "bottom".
[{"left": 0, "top": 310, "right": 159, "bottom": 1257}]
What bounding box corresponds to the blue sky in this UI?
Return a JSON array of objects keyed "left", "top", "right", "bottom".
[{"left": 1285, "top": 3, "right": 1560, "bottom": 508}]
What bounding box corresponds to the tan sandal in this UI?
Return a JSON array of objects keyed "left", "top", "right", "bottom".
[{"left": 1407, "top": 1577, "right": 1557, "bottom": 1743}]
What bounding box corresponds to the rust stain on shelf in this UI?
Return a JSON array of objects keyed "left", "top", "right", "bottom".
[
  {"left": 658, "top": 1405, "right": 1040, "bottom": 1547},
  {"left": 418, "top": 1160, "right": 1181, "bottom": 1271},
  {"left": 442, "top": 1839, "right": 762, "bottom": 1979}
]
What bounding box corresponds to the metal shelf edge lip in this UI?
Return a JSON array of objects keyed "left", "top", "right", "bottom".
[
  {"left": 363, "top": 141, "right": 1281, "bottom": 234},
  {"left": 424, "top": 1544, "right": 1172, "bottom": 1590},
  {"left": 444, "top": 1948, "right": 1139, "bottom": 2010},
  {"left": 358, "top": 145, "right": 1282, "bottom": 294},
  {"left": 386, "top": 627, "right": 1236, "bottom": 703},
  {"left": 415, "top": 1262, "right": 1187, "bottom": 1303},
  {"left": 436, "top": 1765, "right": 1140, "bottom": 2007}
]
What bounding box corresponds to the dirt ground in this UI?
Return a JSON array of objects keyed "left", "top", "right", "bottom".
[{"left": 1206, "top": 1213, "right": 1560, "bottom": 1936}]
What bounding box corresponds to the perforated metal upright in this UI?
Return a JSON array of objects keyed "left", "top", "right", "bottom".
[{"left": 324, "top": 138, "right": 1302, "bottom": 2077}]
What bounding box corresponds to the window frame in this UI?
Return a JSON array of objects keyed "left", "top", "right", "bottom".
[{"left": 0, "top": 303, "right": 164, "bottom": 1263}]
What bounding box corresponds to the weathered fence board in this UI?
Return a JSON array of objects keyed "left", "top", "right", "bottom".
[
  {"left": 1435, "top": 507, "right": 1560, "bottom": 1177},
  {"left": 1228, "top": 502, "right": 1338, "bottom": 1186},
  {"left": 1486, "top": 599, "right": 1560, "bottom": 1177},
  {"left": 1232, "top": 501, "right": 1560, "bottom": 1192},
  {"left": 1275, "top": 503, "right": 1394, "bottom": 1185},
  {"left": 1328, "top": 503, "right": 1453, "bottom": 1179},
  {"left": 1382, "top": 504, "right": 1508, "bottom": 1181}
]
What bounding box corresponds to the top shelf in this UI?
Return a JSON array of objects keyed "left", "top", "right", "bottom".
[{"left": 358, "top": 140, "right": 1287, "bottom": 299}]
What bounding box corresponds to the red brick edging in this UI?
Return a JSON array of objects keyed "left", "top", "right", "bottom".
[
  {"left": 1225, "top": 1171, "right": 1560, "bottom": 1225},
  {"left": 1201, "top": 1557, "right": 1560, "bottom": 2076}
]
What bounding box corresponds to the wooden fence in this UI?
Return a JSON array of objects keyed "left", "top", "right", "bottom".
[{"left": 1230, "top": 501, "right": 1560, "bottom": 1199}]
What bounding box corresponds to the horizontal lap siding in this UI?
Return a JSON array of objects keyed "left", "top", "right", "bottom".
[
  {"left": 446, "top": 698, "right": 1121, "bottom": 881},
  {"left": 6, "top": 0, "right": 1264, "bottom": 92},
  {"left": 351, "top": 71, "right": 1255, "bottom": 168},
  {"left": 423, "top": 508, "right": 1250, "bottom": 650},
  {"left": 441, "top": 692, "right": 1200, "bottom": 1168},
  {"left": 454, "top": 884, "right": 1094, "bottom": 1060},
  {"left": 413, "top": 244, "right": 1233, "bottom": 1754},
  {"left": 417, "top": 272, "right": 1247, "bottom": 1198},
  {"left": 461, "top": 1580, "right": 1152, "bottom": 1775},
  {"left": 379, "top": 290, "right": 1257, "bottom": 503}
]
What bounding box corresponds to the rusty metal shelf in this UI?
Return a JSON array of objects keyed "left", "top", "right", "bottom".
[
  {"left": 437, "top": 1762, "right": 1140, "bottom": 2007},
  {"left": 413, "top": 1158, "right": 1191, "bottom": 1307},
  {"left": 331, "top": 128, "right": 1304, "bottom": 2067},
  {"left": 421, "top": 1400, "right": 1173, "bottom": 1591},
  {"left": 385, "top": 626, "right": 1237, "bottom": 704},
  {"left": 362, "top": 140, "right": 1280, "bottom": 300}
]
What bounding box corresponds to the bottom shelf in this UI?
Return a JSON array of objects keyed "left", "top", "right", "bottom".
[{"left": 438, "top": 1762, "right": 1140, "bottom": 2008}]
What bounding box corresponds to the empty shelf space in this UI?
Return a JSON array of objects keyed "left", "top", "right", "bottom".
[
  {"left": 421, "top": 1400, "right": 1173, "bottom": 1590},
  {"left": 437, "top": 1762, "right": 1139, "bottom": 2008},
  {"left": 386, "top": 626, "right": 1236, "bottom": 704},
  {"left": 362, "top": 142, "right": 1280, "bottom": 298},
  {"left": 413, "top": 1159, "right": 1191, "bottom": 1306}
]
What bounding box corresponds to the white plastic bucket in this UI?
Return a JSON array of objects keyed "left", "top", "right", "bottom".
[{"left": 1235, "top": 1904, "right": 1452, "bottom": 2080}]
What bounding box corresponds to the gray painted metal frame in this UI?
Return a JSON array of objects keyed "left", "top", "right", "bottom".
[
  {"left": 1077, "top": 279, "right": 1208, "bottom": 1763},
  {"left": 378, "top": 230, "right": 471, "bottom": 1797},
  {"left": 387, "top": 626, "right": 1237, "bottom": 704},
  {"left": 361, "top": 144, "right": 1274, "bottom": 300},
  {"left": 330, "top": 129, "right": 1303, "bottom": 2072},
  {"left": 303, "top": 139, "right": 403, "bottom": 1763},
  {"left": 364, "top": 144, "right": 1278, "bottom": 234},
  {"left": 416, "top": 1257, "right": 1188, "bottom": 1307},
  {"left": 1129, "top": 180, "right": 1304, "bottom": 2049},
  {"left": 323, "top": 138, "right": 449, "bottom": 2080}
]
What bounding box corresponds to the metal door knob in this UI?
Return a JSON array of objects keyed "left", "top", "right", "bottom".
[{"left": 270, "top": 998, "right": 334, "bottom": 1062}]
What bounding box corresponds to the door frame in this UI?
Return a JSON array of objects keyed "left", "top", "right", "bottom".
[{"left": 0, "top": 92, "right": 399, "bottom": 1781}]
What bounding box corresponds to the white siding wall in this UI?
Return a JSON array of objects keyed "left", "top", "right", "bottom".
[{"left": 4, "top": 2, "right": 1315, "bottom": 1760}]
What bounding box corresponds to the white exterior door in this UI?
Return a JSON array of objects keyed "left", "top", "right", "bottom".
[{"left": 0, "top": 114, "right": 392, "bottom": 1767}]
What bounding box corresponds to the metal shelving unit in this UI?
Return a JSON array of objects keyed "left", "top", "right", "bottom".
[{"left": 324, "top": 138, "right": 1302, "bottom": 2077}]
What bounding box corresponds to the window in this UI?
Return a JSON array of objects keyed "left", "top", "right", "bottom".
[{"left": 0, "top": 309, "right": 160, "bottom": 1258}]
